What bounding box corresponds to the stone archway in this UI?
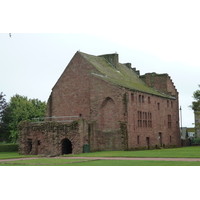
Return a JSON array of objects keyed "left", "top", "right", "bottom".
[
  {"left": 100, "top": 97, "right": 117, "bottom": 131},
  {"left": 61, "top": 138, "right": 72, "bottom": 155}
]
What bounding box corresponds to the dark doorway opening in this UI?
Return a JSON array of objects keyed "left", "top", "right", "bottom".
[
  {"left": 62, "top": 139, "right": 72, "bottom": 155},
  {"left": 28, "top": 139, "right": 32, "bottom": 154}
]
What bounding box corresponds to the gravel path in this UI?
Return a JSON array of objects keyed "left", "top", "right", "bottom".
[
  {"left": 1, "top": 157, "right": 200, "bottom": 162},
  {"left": 55, "top": 157, "right": 200, "bottom": 162}
]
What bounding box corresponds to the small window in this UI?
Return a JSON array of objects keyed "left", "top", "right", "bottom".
[
  {"left": 79, "top": 114, "right": 82, "bottom": 118},
  {"left": 158, "top": 103, "right": 160, "bottom": 110},
  {"left": 131, "top": 93, "right": 134, "bottom": 101},
  {"left": 147, "top": 112, "right": 152, "bottom": 128},
  {"left": 171, "top": 101, "right": 173, "bottom": 108},
  {"left": 168, "top": 115, "right": 172, "bottom": 128},
  {"left": 142, "top": 96, "right": 144, "bottom": 103},
  {"left": 38, "top": 140, "right": 41, "bottom": 146},
  {"left": 148, "top": 97, "right": 151, "bottom": 104},
  {"left": 167, "top": 100, "right": 169, "bottom": 107},
  {"left": 139, "top": 95, "right": 141, "bottom": 102}
]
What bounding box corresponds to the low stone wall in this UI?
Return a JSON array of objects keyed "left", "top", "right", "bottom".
[
  {"left": 18, "top": 119, "right": 88, "bottom": 156},
  {"left": 18, "top": 119, "right": 128, "bottom": 156}
]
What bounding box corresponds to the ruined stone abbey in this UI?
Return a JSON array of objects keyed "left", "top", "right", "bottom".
[{"left": 18, "top": 51, "right": 181, "bottom": 156}]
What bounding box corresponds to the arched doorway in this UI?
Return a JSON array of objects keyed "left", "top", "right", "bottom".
[{"left": 62, "top": 139, "right": 72, "bottom": 155}]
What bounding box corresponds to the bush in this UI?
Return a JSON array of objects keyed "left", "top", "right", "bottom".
[
  {"left": 192, "top": 138, "right": 200, "bottom": 145},
  {"left": 0, "top": 143, "right": 18, "bottom": 152}
]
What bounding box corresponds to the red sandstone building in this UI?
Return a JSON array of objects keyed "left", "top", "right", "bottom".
[{"left": 18, "top": 51, "right": 181, "bottom": 156}]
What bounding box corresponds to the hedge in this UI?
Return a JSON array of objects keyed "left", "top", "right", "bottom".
[
  {"left": 192, "top": 138, "right": 200, "bottom": 145},
  {"left": 0, "top": 144, "right": 18, "bottom": 152}
]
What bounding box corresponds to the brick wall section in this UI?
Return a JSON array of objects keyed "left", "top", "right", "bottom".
[
  {"left": 128, "top": 92, "right": 180, "bottom": 148},
  {"left": 46, "top": 52, "right": 99, "bottom": 119},
  {"left": 88, "top": 74, "right": 127, "bottom": 151},
  {"left": 128, "top": 72, "right": 180, "bottom": 149}
]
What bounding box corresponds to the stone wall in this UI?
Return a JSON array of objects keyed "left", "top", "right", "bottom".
[
  {"left": 89, "top": 121, "right": 128, "bottom": 152},
  {"left": 18, "top": 118, "right": 127, "bottom": 156},
  {"left": 127, "top": 89, "right": 180, "bottom": 149},
  {"left": 18, "top": 119, "right": 88, "bottom": 156}
]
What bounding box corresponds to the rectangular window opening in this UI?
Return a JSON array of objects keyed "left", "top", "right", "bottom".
[
  {"left": 131, "top": 93, "right": 134, "bottom": 101},
  {"left": 168, "top": 115, "right": 172, "bottom": 128},
  {"left": 139, "top": 95, "right": 141, "bottom": 102},
  {"left": 148, "top": 97, "right": 151, "bottom": 104}
]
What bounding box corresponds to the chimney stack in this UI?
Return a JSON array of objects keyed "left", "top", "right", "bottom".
[{"left": 99, "top": 53, "right": 119, "bottom": 68}]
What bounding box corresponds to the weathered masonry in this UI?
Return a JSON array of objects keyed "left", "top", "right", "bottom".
[
  {"left": 18, "top": 51, "right": 181, "bottom": 156},
  {"left": 18, "top": 119, "right": 89, "bottom": 156}
]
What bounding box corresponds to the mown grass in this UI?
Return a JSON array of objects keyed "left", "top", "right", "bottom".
[
  {"left": 1, "top": 146, "right": 200, "bottom": 166},
  {"left": 0, "top": 158, "right": 89, "bottom": 166},
  {"left": 65, "top": 146, "right": 200, "bottom": 158},
  {"left": 2, "top": 147, "right": 199, "bottom": 160},
  {"left": 0, "top": 158, "right": 200, "bottom": 166},
  {"left": 0, "top": 152, "right": 37, "bottom": 160}
]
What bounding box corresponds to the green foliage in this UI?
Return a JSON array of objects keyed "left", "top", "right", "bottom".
[
  {"left": 0, "top": 92, "right": 9, "bottom": 142},
  {"left": 2, "top": 94, "right": 47, "bottom": 142},
  {"left": 191, "top": 85, "right": 200, "bottom": 111},
  {"left": 191, "top": 85, "right": 200, "bottom": 131},
  {"left": 192, "top": 138, "right": 200, "bottom": 144},
  {"left": 0, "top": 144, "right": 18, "bottom": 152},
  {"left": 0, "top": 92, "right": 7, "bottom": 119}
]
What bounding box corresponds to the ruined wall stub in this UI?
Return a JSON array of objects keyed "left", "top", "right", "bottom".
[{"left": 18, "top": 119, "right": 89, "bottom": 156}]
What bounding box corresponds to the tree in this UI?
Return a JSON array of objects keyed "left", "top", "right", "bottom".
[
  {"left": 191, "top": 85, "right": 200, "bottom": 138},
  {"left": 0, "top": 92, "right": 8, "bottom": 141},
  {"left": 2, "top": 94, "right": 47, "bottom": 142},
  {"left": 191, "top": 84, "right": 200, "bottom": 111}
]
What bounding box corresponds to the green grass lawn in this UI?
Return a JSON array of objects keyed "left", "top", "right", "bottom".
[
  {"left": 1, "top": 146, "right": 200, "bottom": 166},
  {"left": 0, "top": 158, "right": 200, "bottom": 166},
  {"left": 0, "top": 152, "right": 37, "bottom": 160},
  {"left": 66, "top": 146, "right": 200, "bottom": 158},
  {"left": 0, "top": 158, "right": 89, "bottom": 166}
]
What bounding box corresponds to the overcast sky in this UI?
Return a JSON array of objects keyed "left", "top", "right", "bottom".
[{"left": 1, "top": 0, "right": 200, "bottom": 127}]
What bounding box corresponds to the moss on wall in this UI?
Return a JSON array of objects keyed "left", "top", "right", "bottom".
[
  {"left": 123, "top": 93, "right": 128, "bottom": 115},
  {"left": 120, "top": 121, "right": 128, "bottom": 150}
]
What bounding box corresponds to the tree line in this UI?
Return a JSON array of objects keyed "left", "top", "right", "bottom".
[{"left": 0, "top": 92, "right": 46, "bottom": 143}]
